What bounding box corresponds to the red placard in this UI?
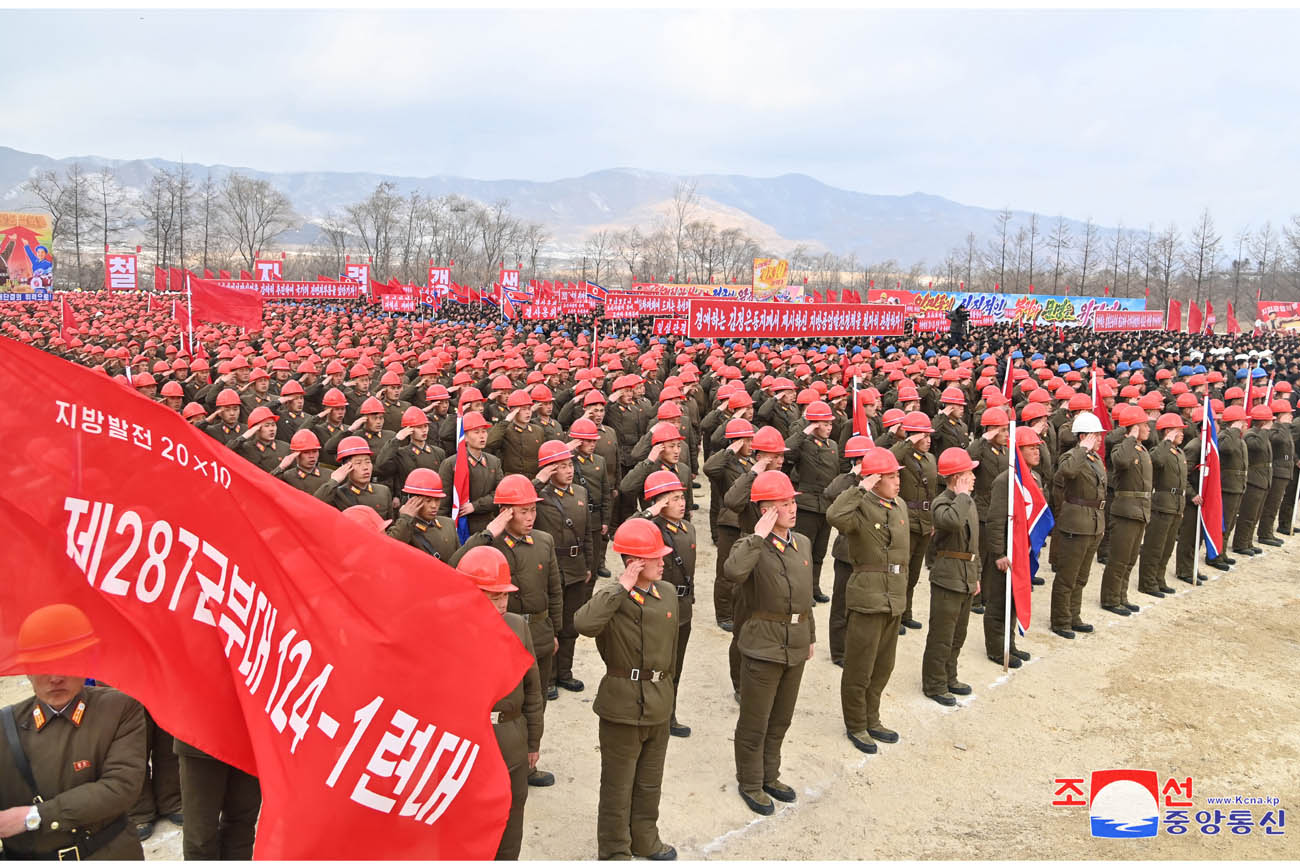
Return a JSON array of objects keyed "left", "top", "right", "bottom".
[
  {"left": 652, "top": 317, "right": 688, "bottom": 336},
  {"left": 343, "top": 263, "right": 370, "bottom": 293},
  {"left": 105, "top": 252, "right": 138, "bottom": 292},
  {"left": 253, "top": 259, "right": 283, "bottom": 281},
  {"left": 381, "top": 294, "right": 417, "bottom": 312},
  {"left": 687, "top": 300, "right": 904, "bottom": 339},
  {"left": 604, "top": 294, "right": 691, "bottom": 319},
  {"left": 499, "top": 268, "right": 520, "bottom": 294},
  {"left": 914, "top": 314, "right": 951, "bottom": 333},
  {"left": 428, "top": 266, "right": 451, "bottom": 299},
  {"left": 1093, "top": 309, "right": 1166, "bottom": 331},
  {"left": 212, "top": 279, "right": 364, "bottom": 300}
]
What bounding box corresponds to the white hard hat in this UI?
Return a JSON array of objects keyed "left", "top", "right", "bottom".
[{"left": 1071, "top": 411, "right": 1105, "bottom": 434}]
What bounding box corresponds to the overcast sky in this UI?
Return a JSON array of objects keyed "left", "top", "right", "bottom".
[{"left": 16, "top": 8, "right": 1300, "bottom": 235}]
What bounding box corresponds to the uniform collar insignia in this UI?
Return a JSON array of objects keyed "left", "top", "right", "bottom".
[{"left": 630, "top": 587, "right": 645, "bottom": 604}]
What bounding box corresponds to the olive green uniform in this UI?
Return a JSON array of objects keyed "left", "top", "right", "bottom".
[
  {"left": 968, "top": 437, "right": 1008, "bottom": 607},
  {"left": 1138, "top": 439, "right": 1186, "bottom": 592},
  {"left": 230, "top": 435, "right": 291, "bottom": 474},
  {"left": 493, "top": 612, "right": 545, "bottom": 860},
  {"left": 619, "top": 459, "right": 692, "bottom": 512},
  {"left": 786, "top": 429, "right": 839, "bottom": 598},
  {"left": 575, "top": 578, "right": 680, "bottom": 861},
  {"left": 272, "top": 462, "right": 327, "bottom": 495},
  {"left": 724, "top": 530, "right": 815, "bottom": 797},
  {"left": 1258, "top": 424, "right": 1296, "bottom": 540},
  {"left": 756, "top": 397, "right": 799, "bottom": 439},
  {"left": 574, "top": 451, "right": 613, "bottom": 575},
  {"left": 0, "top": 687, "right": 147, "bottom": 860},
  {"left": 923, "top": 487, "right": 979, "bottom": 695},
  {"left": 703, "top": 448, "right": 754, "bottom": 626},
  {"left": 1100, "top": 435, "right": 1151, "bottom": 609},
  {"left": 645, "top": 512, "right": 696, "bottom": 726},
  {"left": 373, "top": 438, "right": 446, "bottom": 496},
  {"left": 823, "top": 470, "right": 859, "bottom": 664},
  {"left": 983, "top": 465, "right": 1042, "bottom": 658},
  {"left": 312, "top": 477, "right": 394, "bottom": 521},
  {"left": 1233, "top": 426, "right": 1273, "bottom": 550},
  {"left": 437, "top": 449, "right": 504, "bottom": 535},
  {"left": 173, "top": 740, "right": 261, "bottom": 860},
  {"left": 826, "top": 485, "right": 908, "bottom": 733},
  {"left": 535, "top": 480, "right": 593, "bottom": 687},
  {"left": 487, "top": 419, "right": 547, "bottom": 478},
  {"left": 891, "top": 438, "right": 938, "bottom": 624},
  {"left": 1052, "top": 446, "right": 1107, "bottom": 630},
  {"left": 385, "top": 513, "right": 459, "bottom": 561}
]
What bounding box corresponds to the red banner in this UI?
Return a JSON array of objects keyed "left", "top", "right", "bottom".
[
  {"left": 0, "top": 338, "right": 530, "bottom": 859},
  {"left": 604, "top": 294, "right": 691, "bottom": 319},
  {"left": 211, "top": 279, "right": 364, "bottom": 300},
  {"left": 499, "top": 268, "right": 520, "bottom": 295},
  {"left": 687, "top": 300, "right": 905, "bottom": 339},
  {"left": 343, "top": 263, "right": 370, "bottom": 295},
  {"left": 189, "top": 276, "right": 264, "bottom": 329},
  {"left": 914, "top": 313, "right": 951, "bottom": 333},
  {"left": 1092, "top": 309, "right": 1166, "bottom": 331},
  {"left": 1257, "top": 299, "right": 1300, "bottom": 331},
  {"left": 428, "top": 266, "right": 450, "bottom": 301},
  {"left": 1166, "top": 298, "right": 1182, "bottom": 331},
  {"left": 381, "top": 294, "right": 417, "bottom": 312},
  {"left": 105, "top": 252, "right": 138, "bottom": 292},
  {"left": 253, "top": 259, "right": 283, "bottom": 281},
  {"left": 651, "top": 317, "right": 687, "bottom": 336}
]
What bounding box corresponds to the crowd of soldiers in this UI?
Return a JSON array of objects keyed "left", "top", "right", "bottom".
[{"left": 3, "top": 294, "right": 1299, "bottom": 861}]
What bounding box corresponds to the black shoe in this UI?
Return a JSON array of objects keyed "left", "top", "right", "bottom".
[
  {"left": 137, "top": 822, "right": 155, "bottom": 842},
  {"left": 1231, "top": 547, "right": 1254, "bottom": 556},
  {"left": 1031, "top": 575, "right": 1045, "bottom": 586},
  {"left": 762, "top": 781, "right": 797, "bottom": 803},
  {"left": 1177, "top": 574, "right": 1195, "bottom": 584},
  {"left": 739, "top": 787, "right": 775, "bottom": 815},
  {"left": 868, "top": 727, "right": 899, "bottom": 744},
  {"left": 669, "top": 721, "right": 691, "bottom": 738},
  {"left": 898, "top": 624, "right": 907, "bottom": 635},
  {"left": 1138, "top": 588, "right": 1164, "bottom": 598},
  {"left": 972, "top": 605, "right": 985, "bottom": 615},
  {"left": 927, "top": 692, "right": 956, "bottom": 707},
  {"left": 1052, "top": 628, "right": 1076, "bottom": 639},
  {"left": 165, "top": 813, "right": 184, "bottom": 827},
  {"left": 1097, "top": 555, "right": 1109, "bottom": 565},
  {"left": 691, "top": 481, "right": 702, "bottom": 489},
  {"left": 948, "top": 681, "right": 973, "bottom": 696},
  {"left": 689, "top": 503, "right": 699, "bottom": 511},
  {"left": 719, "top": 620, "right": 734, "bottom": 633},
  {"left": 546, "top": 685, "right": 559, "bottom": 701},
  {"left": 1260, "top": 537, "right": 1283, "bottom": 547},
  {"left": 1279, "top": 528, "right": 1293, "bottom": 536},
  {"left": 1158, "top": 586, "right": 1176, "bottom": 595},
  {"left": 1219, "top": 555, "right": 1237, "bottom": 565},
  {"left": 1250, "top": 546, "right": 1264, "bottom": 555},
  {"left": 1011, "top": 648, "right": 1030, "bottom": 661},
  {"left": 813, "top": 590, "right": 830, "bottom": 604},
  {"left": 902, "top": 618, "right": 922, "bottom": 630},
  {"left": 1072, "top": 622, "right": 1094, "bottom": 633},
  {"left": 557, "top": 676, "right": 585, "bottom": 692},
  {"left": 831, "top": 658, "right": 844, "bottom": 668},
  {"left": 988, "top": 653, "right": 1021, "bottom": 668},
  {"left": 1209, "top": 559, "right": 1231, "bottom": 571},
  {"left": 847, "top": 730, "right": 878, "bottom": 753},
  {"left": 647, "top": 844, "right": 678, "bottom": 861},
  {"left": 1124, "top": 603, "right": 1140, "bottom": 612},
  {"left": 1103, "top": 605, "right": 1130, "bottom": 617},
  {"left": 528, "top": 769, "right": 556, "bottom": 787},
  {"left": 597, "top": 567, "right": 612, "bottom": 577}
]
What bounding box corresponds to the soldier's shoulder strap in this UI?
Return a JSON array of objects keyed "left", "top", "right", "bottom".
[{"left": 2, "top": 704, "right": 42, "bottom": 803}]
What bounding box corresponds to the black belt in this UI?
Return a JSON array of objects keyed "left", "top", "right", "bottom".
[
  {"left": 12, "top": 816, "right": 128, "bottom": 860},
  {"left": 608, "top": 667, "right": 669, "bottom": 681},
  {"left": 675, "top": 581, "right": 692, "bottom": 598},
  {"left": 561, "top": 545, "right": 581, "bottom": 557},
  {"left": 905, "top": 500, "right": 931, "bottom": 511}
]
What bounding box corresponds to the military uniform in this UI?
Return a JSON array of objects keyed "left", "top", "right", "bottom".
[
  {"left": 823, "top": 470, "right": 859, "bottom": 665},
  {"left": 312, "top": 476, "right": 394, "bottom": 520},
  {"left": 230, "top": 435, "right": 291, "bottom": 474},
  {"left": 826, "top": 484, "right": 908, "bottom": 738},
  {"left": 173, "top": 740, "right": 261, "bottom": 860},
  {"left": 272, "top": 462, "right": 326, "bottom": 495},
  {"left": 385, "top": 513, "right": 459, "bottom": 561},
  {"left": 620, "top": 459, "right": 691, "bottom": 511},
  {"left": 1232, "top": 426, "right": 1273, "bottom": 551},
  {"left": 373, "top": 438, "right": 446, "bottom": 496},
  {"left": 890, "top": 438, "right": 938, "bottom": 626},
  {"left": 756, "top": 398, "right": 799, "bottom": 439},
  {"left": 534, "top": 480, "right": 593, "bottom": 689},
  {"left": 787, "top": 428, "right": 841, "bottom": 599},
  {"left": 575, "top": 578, "right": 680, "bottom": 860},
  {"left": 930, "top": 411, "right": 969, "bottom": 463},
  {"left": 983, "top": 466, "right": 1040, "bottom": 659},
  {"left": 0, "top": 687, "right": 147, "bottom": 860},
  {"left": 1052, "top": 445, "right": 1107, "bottom": 631},
  {"left": 1258, "top": 423, "right": 1296, "bottom": 541},
  {"left": 200, "top": 419, "right": 244, "bottom": 447},
  {"left": 573, "top": 451, "right": 613, "bottom": 575},
  {"left": 437, "top": 449, "right": 504, "bottom": 535},
  {"left": 968, "top": 436, "right": 1008, "bottom": 608},
  {"left": 493, "top": 612, "right": 545, "bottom": 860},
  {"left": 1100, "top": 434, "right": 1151, "bottom": 610},
  {"left": 488, "top": 418, "right": 547, "bottom": 477},
  {"left": 644, "top": 510, "right": 696, "bottom": 729},
  {"left": 724, "top": 530, "right": 815, "bottom": 800},
  {"left": 923, "top": 487, "right": 979, "bottom": 695},
  {"left": 703, "top": 448, "right": 754, "bottom": 627},
  {"left": 1138, "top": 438, "right": 1187, "bottom": 593}
]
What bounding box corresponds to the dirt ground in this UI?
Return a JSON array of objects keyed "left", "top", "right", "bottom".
[{"left": 5, "top": 480, "right": 1299, "bottom": 860}]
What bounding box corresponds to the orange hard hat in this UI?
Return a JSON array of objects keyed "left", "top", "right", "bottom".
[
  {"left": 246, "top": 406, "right": 279, "bottom": 427},
  {"left": 495, "top": 474, "right": 542, "bottom": 505},
  {"left": 1156, "top": 412, "right": 1186, "bottom": 431},
  {"left": 644, "top": 469, "right": 685, "bottom": 499},
  {"left": 1019, "top": 402, "right": 1049, "bottom": 422},
  {"left": 750, "top": 469, "right": 798, "bottom": 502},
  {"left": 937, "top": 447, "right": 978, "bottom": 476},
  {"left": 215, "top": 388, "right": 241, "bottom": 407},
  {"left": 537, "top": 440, "right": 573, "bottom": 468},
  {"left": 458, "top": 545, "right": 516, "bottom": 593},
  {"left": 403, "top": 467, "right": 445, "bottom": 497},
  {"left": 290, "top": 429, "right": 321, "bottom": 452},
  {"left": 279, "top": 379, "right": 304, "bottom": 397},
  {"left": 611, "top": 517, "right": 673, "bottom": 558},
  {"left": 15, "top": 603, "right": 100, "bottom": 663},
  {"left": 341, "top": 505, "right": 389, "bottom": 532},
  {"left": 1250, "top": 404, "right": 1275, "bottom": 422},
  {"left": 1222, "top": 405, "right": 1247, "bottom": 423},
  {"left": 844, "top": 434, "right": 873, "bottom": 458},
  {"left": 881, "top": 408, "right": 906, "bottom": 428},
  {"left": 360, "top": 396, "right": 385, "bottom": 415},
  {"left": 805, "top": 400, "right": 833, "bottom": 421},
  {"left": 980, "top": 407, "right": 1009, "bottom": 428},
  {"left": 651, "top": 421, "right": 684, "bottom": 444},
  {"left": 182, "top": 402, "right": 207, "bottom": 419},
  {"left": 724, "top": 418, "right": 755, "bottom": 439},
  {"left": 323, "top": 387, "right": 348, "bottom": 408},
  {"left": 336, "top": 436, "right": 372, "bottom": 459},
  {"left": 1014, "top": 427, "right": 1043, "bottom": 448},
  {"left": 460, "top": 411, "right": 491, "bottom": 431},
  {"left": 507, "top": 389, "right": 532, "bottom": 408},
  {"left": 902, "top": 411, "right": 933, "bottom": 433},
  {"left": 751, "top": 426, "right": 787, "bottom": 454},
  {"left": 861, "top": 447, "right": 902, "bottom": 475},
  {"left": 940, "top": 386, "right": 966, "bottom": 406},
  {"left": 569, "top": 418, "right": 600, "bottom": 440},
  {"left": 1116, "top": 404, "right": 1147, "bottom": 427},
  {"left": 160, "top": 381, "right": 184, "bottom": 398},
  {"left": 401, "top": 406, "right": 429, "bottom": 428}
]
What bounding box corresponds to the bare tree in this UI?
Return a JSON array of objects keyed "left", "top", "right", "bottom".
[
  {"left": 1153, "top": 223, "right": 1180, "bottom": 307},
  {"left": 1182, "top": 208, "right": 1220, "bottom": 305},
  {"left": 988, "top": 208, "right": 1012, "bottom": 289},
  {"left": 1106, "top": 223, "right": 1125, "bottom": 296},
  {"left": 217, "top": 172, "right": 296, "bottom": 269},
  {"left": 1076, "top": 218, "right": 1098, "bottom": 295},
  {"left": 175, "top": 160, "right": 193, "bottom": 269},
  {"left": 1025, "top": 213, "right": 1040, "bottom": 290},
  {"left": 316, "top": 211, "right": 350, "bottom": 277},
  {"left": 197, "top": 171, "right": 220, "bottom": 272},
  {"left": 583, "top": 229, "right": 614, "bottom": 284},
  {"left": 1249, "top": 221, "right": 1278, "bottom": 302},
  {"left": 1047, "top": 216, "right": 1071, "bottom": 292},
  {"left": 1011, "top": 226, "right": 1028, "bottom": 292},
  {"left": 474, "top": 199, "right": 520, "bottom": 286},
  {"left": 669, "top": 181, "right": 699, "bottom": 282},
  {"left": 614, "top": 227, "right": 643, "bottom": 285},
  {"left": 520, "top": 222, "right": 550, "bottom": 285},
  {"left": 963, "top": 232, "right": 977, "bottom": 290},
  {"left": 347, "top": 182, "right": 401, "bottom": 279}
]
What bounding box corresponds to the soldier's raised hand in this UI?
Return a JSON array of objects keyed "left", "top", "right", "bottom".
[
  {"left": 648, "top": 442, "right": 664, "bottom": 463},
  {"left": 349, "top": 417, "right": 366, "bottom": 431},
  {"left": 396, "top": 426, "right": 413, "bottom": 441},
  {"left": 754, "top": 505, "right": 780, "bottom": 537},
  {"left": 330, "top": 461, "right": 352, "bottom": 482},
  {"left": 486, "top": 506, "right": 512, "bottom": 537},
  {"left": 277, "top": 452, "right": 296, "bottom": 472},
  {"left": 618, "top": 558, "right": 644, "bottom": 592},
  {"left": 536, "top": 464, "right": 555, "bottom": 484},
  {"left": 400, "top": 495, "right": 425, "bottom": 517},
  {"left": 859, "top": 473, "right": 881, "bottom": 491}
]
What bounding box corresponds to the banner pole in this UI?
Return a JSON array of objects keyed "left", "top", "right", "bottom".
[
  {"left": 1004, "top": 419, "right": 1015, "bottom": 672},
  {"left": 186, "top": 272, "right": 195, "bottom": 356},
  {"left": 1191, "top": 394, "right": 1211, "bottom": 587}
]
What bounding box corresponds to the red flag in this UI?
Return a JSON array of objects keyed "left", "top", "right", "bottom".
[
  {"left": 1166, "top": 298, "right": 1182, "bottom": 331},
  {"left": 59, "top": 296, "right": 75, "bottom": 343},
  {"left": 851, "top": 376, "right": 873, "bottom": 444},
  {"left": 1187, "top": 300, "right": 1202, "bottom": 334},
  {"left": 1226, "top": 302, "right": 1241, "bottom": 335},
  {"left": 0, "top": 339, "right": 530, "bottom": 860},
  {"left": 1203, "top": 300, "right": 1215, "bottom": 334},
  {"left": 169, "top": 267, "right": 183, "bottom": 293},
  {"left": 219, "top": 269, "right": 231, "bottom": 279},
  {"left": 189, "top": 274, "right": 264, "bottom": 329},
  {"left": 1001, "top": 356, "right": 1016, "bottom": 405},
  {"left": 154, "top": 266, "right": 167, "bottom": 292},
  {"left": 146, "top": 293, "right": 156, "bottom": 315},
  {"left": 1090, "top": 363, "right": 1112, "bottom": 432},
  {"left": 1198, "top": 395, "right": 1224, "bottom": 561},
  {"left": 1010, "top": 439, "right": 1053, "bottom": 635},
  {"left": 173, "top": 300, "right": 192, "bottom": 353},
  {"left": 241, "top": 270, "right": 254, "bottom": 280}
]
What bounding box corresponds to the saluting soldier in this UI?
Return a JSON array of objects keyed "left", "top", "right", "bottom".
[
  {"left": 983, "top": 427, "right": 1043, "bottom": 669},
  {"left": 968, "top": 407, "right": 1010, "bottom": 614},
  {"left": 1137, "top": 414, "right": 1190, "bottom": 596},
  {"left": 312, "top": 435, "right": 394, "bottom": 520},
  {"left": 785, "top": 400, "right": 840, "bottom": 604},
  {"left": 301, "top": 388, "right": 349, "bottom": 467},
  {"left": 229, "top": 406, "right": 290, "bottom": 473},
  {"left": 620, "top": 423, "right": 692, "bottom": 511},
  {"left": 891, "top": 411, "right": 938, "bottom": 634},
  {"left": 639, "top": 470, "right": 697, "bottom": 738},
  {"left": 457, "top": 546, "right": 544, "bottom": 861},
  {"left": 574, "top": 519, "right": 680, "bottom": 862},
  {"left": 271, "top": 429, "right": 327, "bottom": 495},
  {"left": 271, "top": 379, "right": 310, "bottom": 441},
  {"left": 1099, "top": 404, "right": 1152, "bottom": 617},
  {"left": 1051, "top": 411, "right": 1107, "bottom": 639},
  {"left": 488, "top": 390, "right": 547, "bottom": 478},
  {"left": 373, "top": 406, "right": 446, "bottom": 496},
  {"left": 823, "top": 435, "right": 873, "bottom": 667},
  {"left": 385, "top": 468, "right": 459, "bottom": 561},
  {"left": 437, "top": 411, "right": 504, "bottom": 536},
  {"left": 825, "top": 448, "right": 908, "bottom": 755},
  {"left": 930, "top": 387, "right": 970, "bottom": 458},
  {"left": 924, "top": 448, "right": 981, "bottom": 704},
  {"left": 569, "top": 417, "right": 613, "bottom": 578},
  {"left": 1232, "top": 404, "right": 1275, "bottom": 555},
  {"left": 533, "top": 440, "right": 593, "bottom": 696},
  {"left": 703, "top": 419, "right": 757, "bottom": 631},
  {"left": 201, "top": 388, "right": 245, "bottom": 446}
]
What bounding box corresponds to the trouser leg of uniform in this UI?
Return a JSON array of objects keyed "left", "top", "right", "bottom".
[
  {"left": 1051, "top": 532, "right": 1095, "bottom": 630},
  {"left": 597, "top": 720, "right": 641, "bottom": 860},
  {"left": 728, "top": 595, "right": 749, "bottom": 694},
  {"left": 714, "top": 526, "right": 739, "bottom": 625},
  {"left": 495, "top": 760, "right": 529, "bottom": 860},
  {"left": 761, "top": 662, "right": 804, "bottom": 786},
  {"left": 945, "top": 590, "right": 972, "bottom": 686},
  {"left": 555, "top": 580, "right": 589, "bottom": 683},
  {"left": 1282, "top": 475, "right": 1299, "bottom": 533},
  {"left": 672, "top": 621, "right": 691, "bottom": 722},
  {"left": 1174, "top": 504, "right": 1199, "bottom": 577},
  {"left": 217, "top": 767, "right": 261, "bottom": 860},
  {"left": 982, "top": 560, "right": 1017, "bottom": 657},
  {"left": 922, "top": 585, "right": 961, "bottom": 696},
  {"left": 1100, "top": 517, "right": 1144, "bottom": 607},
  {"left": 795, "top": 509, "right": 829, "bottom": 594},
  {"left": 708, "top": 487, "right": 721, "bottom": 542},
  {"left": 829, "top": 559, "right": 851, "bottom": 663},
  {"left": 1259, "top": 480, "right": 1288, "bottom": 540},
  {"left": 178, "top": 752, "right": 228, "bottom": 860},
  {"left": 152, "top": 726, "right": 182, "bottom": 817},
  {"left": 536, "top": 649, "right": 554, "bottom": 699},
  {"left": 903, "top": 530, "right": 926, "bottom": 621},
  {"left": 1069, "top": 534, "right": 1101, "bottom": 625},
  {"left": 1222, "top": 491, "right": 1243, "bottom": 547},
  {"left": 628, "top": 723, "right": 669, "bottom": 857},
  {"left": 589, "top": 527, "right": 604, "bottom": 576},
  {"left": 972, "top": 523, "right": 986, "bottom": 606},
  {"left": 1233, "top": 485, "right": 1267, "bottom": 549},
  {"left": 1153, "top": 511, "right": 1181, "bottom": 588},
  {"left": 1138, "top": 511, "right": 1177, "bottom": 592},
  {"left": 597, "top": 526, "right": 611, "bottom": 575},
  {"left": 130, "top": 711, "right": 162, "bottom": 826},
  {"left": 842, "top": 610, "right": 899, "bottom": 731},
  {"left": 734, "top": 656, "right": 782, "bottom": 793},
  {"left": 1099, "top": 489, "right": 1116, "bottom": 560}
]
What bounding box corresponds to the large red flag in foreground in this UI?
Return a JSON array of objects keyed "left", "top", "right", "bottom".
[
  {"left": 1226, "top": 302, "right": 1241, "bottom": 335},
  {"left": 1166, "top": 298, "right": 1182, "bottom": 331},
  {"left": 0, "top": 338, "right": 531, "bottom": 860},
  {"left": 189, "top": 274, "right": 264, "bottom": 329}
]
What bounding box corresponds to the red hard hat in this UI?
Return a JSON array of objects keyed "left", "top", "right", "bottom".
[
  {"left": 980, "top": 407, "right": 1009, "bottom": 428},
  {"left": 426, "top": 384, "right": 451, "bottom": 402},
  {"left": 657, "top": 402, "right": 683, "bottom": 420},
  {"left": 844, "top": 434, "right": 873, "bottom": 458},
  {"left": 495, "top": 474, "right": 542, "bottom": 505},
  {"left": 1171, "top": 381, "right": 1189, "bottom": 395},
  {"left": 750, "top": 469, "right": 798, "bottom": 502},
  {"left": 323, "top": 387, "right": 348, "bottom": 408},
  {"left": 290, "top": 429, "right": 321, "bottom": 452},
  {"left": 403, "top": 467, "right": 445, "bottom": 497},
  {"left": 1250, "top": 404, "right": 1275, "bottom": 422},
  {"left": 401, "top": 406, "right": 429, "bottom": 428},
  {"left": 1019, "top": 402, "right": 1049, "bottom": 422},
  {"left": 336, "top": 436, "right": 372, "bottom": 459},
  {"left": 507, "top": 389, "right": 532, "bottom": 408},
  {"left": 247, "top": 406, "right": 279, "bottom": 427},
  {"left": 611, "top": 517, "right": 673, "bottom": 558},
  {"left": 1116, "top": 404, "right": 1147, "bottom": 427},
  {"left": 1014, "top": 427, "right": 1043, "bottom": 448},
  {"left": 530, "top": 384, "right": 553, "bottom": 402},
  {"left": 215, "top": 388, "right": 241, "bottom": 407},
  {"left": 279, "top": 379, "right": 304, "bottom": 397},
  {"left": 1138, "top": 392, "right": 1164, "bottom": 410},
  {"left": 341, "top": 505, "right": 389, "bottom": 532},
  {"left": 182, "top": 402, "right": 207, "bottom": 419},
  {"left": 1067, "top": 394, "right": 1093, "bottom": 411},
  {"left": 14, "top": 603, "right": 100, "bottom": 663},
  {"left": 881, "top": 408, "right": 906, "bottom": 428},
  {"left": 1222, "top": 405, "right": 1248, "bottom": 423},
  {"left": 651, "top": 421, "right": 684, "bottom": 444},
  {"left": 583, "top": 389, "right": 608, "bottom": 406},
  {"left": 644, "top": 469, "right": 685, "bottom": 499},
  {"left": 460, "top": 387, "right": 485, "bottom": 404},
  {"left": 752, "top": 426, "right": 787, "bottom": 454},
  {"left": 457, "top": 545, "right": 516, "bottom": 593},
  {"left": 461, "top": 411, "right": 491, "bottom": 431},
  {"left": 380, "top": 371, "right": 402, "bottom": 387},
  {"left": 491, "top": 375, "right": 513, "bottom": 392},
  {"left": 725, "top": 418, "right": 755, "bottom": 439},
  {"left": 1156, "top": 412, "right": 1186, "bottom": 431},
  {"left": 796, "top": 387, "right": 818, "bottom": 406},
  {"left": 1175, "top": 393, "right": 1197, "bottom": 409},
  {"left": 940, "top": 386, "right": 966, "bottom": 406},
  {"left": 805, "top": 400, "right": 833, "bottom": 421},
  {"left": 937, "top": 447, "right": 978, "bottom": 476},
  {"left": 1271, "top": 399, "right": 1293, "bottom": 415},
  {"left": 360, "top": 396, "right": 385, "bottom": 415},
  {"left": 861, "top": 447, "right": 902, "bottom": 475},
  {"left": 902, "top": 411, "right": 933, "bottom": 433},
  {"left": 537, "top": 440, "right": 573, "bottom": 468},
  {"left": 728, "top": 391, "right": 754, "bottom": 410},
  {"left": 160, "top": 381, "right": 184, "bottom": 398},
  {"left": 569, "top": 418, "right": 600, "bottom": 440}
]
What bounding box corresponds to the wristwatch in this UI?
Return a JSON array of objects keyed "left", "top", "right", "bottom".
[{"left": 25, "top": 805, "right": 40, "bottom": 831}]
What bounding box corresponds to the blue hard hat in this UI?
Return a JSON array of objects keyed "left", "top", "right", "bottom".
[
  {"left": 961, "top": 351, "right": 972, "bottom": 360},
  {"left": 1178, "top": 365, "right": 1194, "bottom": 376},
  {"left": 924, "top": 349, "right": 936, "bottom": 359},
  {"left": 1236, "top": 368, "right": 1249, "bottom": 379},
  {"left": 1073, "top": 358, "right": 1087, "bottom": 370},
  {"left": 885, "top": 345, "right": 896, "bottom": 354},
  {"left": 1117, "top": 361, "right": 1131, "bottom": 372},
  {"left": 534, "top": 326, "right": 544, "bottom": 334},
  {"left": 1192, "top": 364, "right": 1206, "bottom": 374},
  {"left": 1252, "top": 368, "right": 1267, "bottom": 379},
  {"left": 1057, "top": 363, "right": 1071, "bottom": 374},
  {"left": 821, "top": 344, "right": 831, "bottom": 353},
  {"left": 1031, "top": 353, "right": 1044, "bottom": 362},
  {"left": 1011, "top": 350, "right": 1023, "bottom": 360},
  {"left": 949, "top": 348, "right": 961, "bottom": 357},
  {"left": 907, "top": 347, "right": 919, "bottom": 356}
]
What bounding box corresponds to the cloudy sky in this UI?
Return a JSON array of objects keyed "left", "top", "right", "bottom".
[{"left": 15, "top": 8, "right": 1300, "bottom": 234}]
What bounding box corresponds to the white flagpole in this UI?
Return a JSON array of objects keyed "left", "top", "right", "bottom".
[
  {"left": 1004, "top": 418, "right": 1016, "bottom": 672},
  {"left": 1190, "top": 394, "right": 1211, "bottom": 587},
  {"left": 186, "top": 272, "right": 195, "bottom": 357}
]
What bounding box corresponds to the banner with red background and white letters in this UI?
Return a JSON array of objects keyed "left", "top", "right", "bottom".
[
  {"left": 686, "top": 299, "right": 905, "bottom": 339},
  {"left": 104, "top": 251, "right": 138, "bottom": 292},
  {"left": 0, "top": 338, "right": 532, "bottom": 860}
]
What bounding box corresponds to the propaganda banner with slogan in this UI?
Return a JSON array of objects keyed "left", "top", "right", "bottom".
[
  {"left": 0, "top": 211, "right": 55, "bottom": 300},
  {"left": 104, "top": 251, "right": 138, "bottom": 292},
  {"left": 210, "top": 278, "right": 366, "bottom": 300},
  {"left": 1092, "top": 309, "right": 1165, "bottom": 331},
  {"left": 1257, "top": 299, "right": 1300, "bottom": 331},
  {"left": 687, "top": 299, "right": 905, "bottom": 339},
  {"left": 0, "top": 338, "right": 532, "bottom": 860},
  {"left": 252, "top": 259, "right": 283, "bottom": 282},
  {"left": 603, "top": 294, "right": 691, "bottom": 319},
  {"left": 751, "top": 258, "right": 789, "bottom": 300},
  {"left": 651, "top": 317, "right": 687, "bottom": 336}
]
